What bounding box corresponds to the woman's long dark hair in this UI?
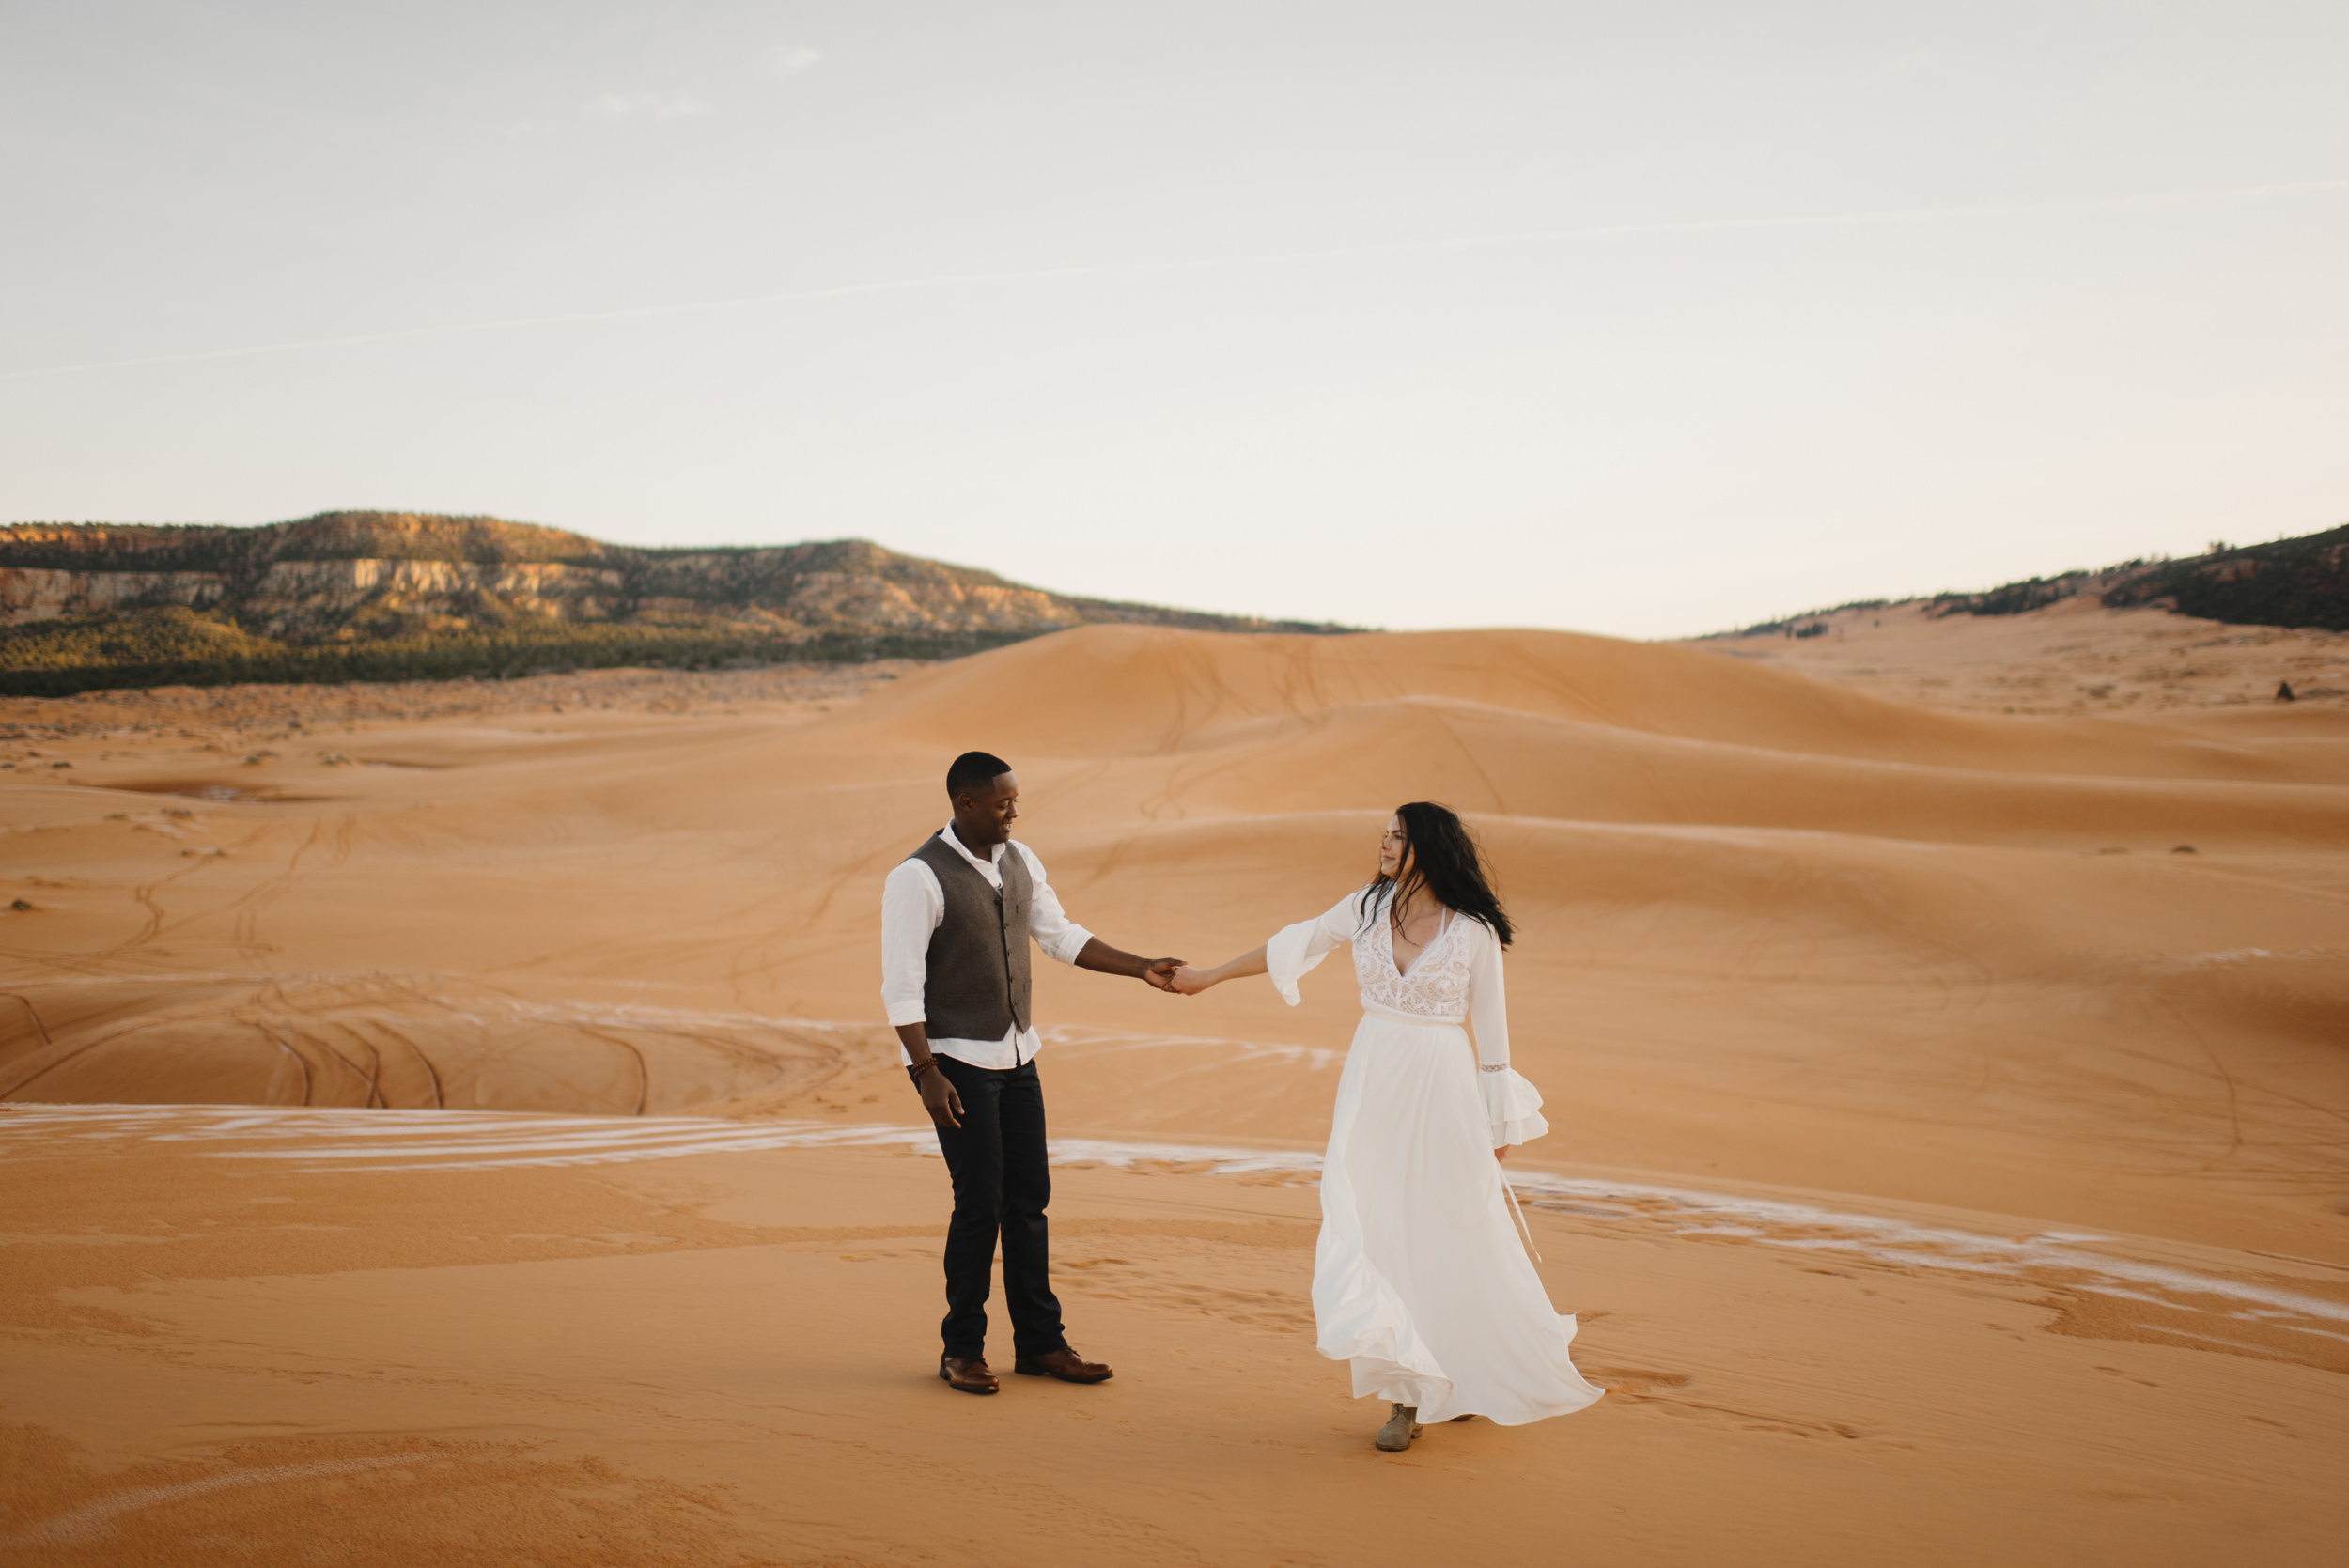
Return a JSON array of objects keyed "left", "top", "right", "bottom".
[{"left": 1363, "top": 801, "right": 1514, "bottom": 947}]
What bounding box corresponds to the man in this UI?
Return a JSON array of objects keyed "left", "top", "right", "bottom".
[{"left": 880, "top": 751, "right": 1185, "bottom": 1395}]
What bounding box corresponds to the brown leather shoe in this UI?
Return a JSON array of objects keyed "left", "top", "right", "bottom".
[
  {"left": 939, "top": 1355, "right": 1000, "bottom": 1394},
  {"left": 1013, "top": 1346, "right": 1112, "bottom": 1384}
]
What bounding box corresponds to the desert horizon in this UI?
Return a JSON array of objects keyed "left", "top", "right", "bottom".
[
  {"left": 7, "top": 511, "right": 2346, "bottom": 701},
  {"left": 8, "top": 3, "right": 2348, "bottom": 1560}
]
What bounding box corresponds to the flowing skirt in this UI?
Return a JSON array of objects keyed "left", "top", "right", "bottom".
[{"left": 1312, "top": 1008, "right": 1605, "bottom": 1424}]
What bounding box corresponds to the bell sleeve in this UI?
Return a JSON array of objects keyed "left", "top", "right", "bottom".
[
  {"left": 1267, "top": 889, "right": 1370, "bottom": 1006},
  {"left": 1466, "top": 921, "right": 1549, "bottom": 1148}
]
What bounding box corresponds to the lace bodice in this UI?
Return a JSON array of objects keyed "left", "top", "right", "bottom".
[
  {"left": 1264, "top": 886, "right": 1548, "bottom": 1148},
  {"left": 1356, "top": 906, "right": 1475, "bottom": 1019}
]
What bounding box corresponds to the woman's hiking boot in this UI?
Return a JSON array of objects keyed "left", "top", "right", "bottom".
[{"left": 1375, "top": 1404, "right": 1422, "bottom": 1452}]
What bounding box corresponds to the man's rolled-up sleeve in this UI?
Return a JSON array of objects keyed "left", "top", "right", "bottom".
[
  {"left": 1017, "top": 844, "right": 1095, "bottom": 965},
  {"left": 879, "top": 859, "right": 942, "bottom": 1026}
]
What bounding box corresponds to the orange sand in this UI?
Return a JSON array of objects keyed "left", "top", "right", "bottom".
[
  {"left": 3, "top": 620, "right": 2345, "bottom": 1565},
  {"left": 1688, "top": 593, "right": 2349, "bottom": 716}
]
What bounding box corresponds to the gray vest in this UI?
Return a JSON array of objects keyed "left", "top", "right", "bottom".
[{"left": 910, "top": 833, "right": 1034, "bottom": 1040}]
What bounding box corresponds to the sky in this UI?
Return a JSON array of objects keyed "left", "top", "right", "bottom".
[{"left": 2, "top": 1, "right": 2343, "bottom": 639}]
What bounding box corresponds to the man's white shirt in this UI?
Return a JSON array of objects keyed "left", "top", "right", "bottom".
[{"left": 879, "top": 825, "right": 1095, "bottom": 1069}]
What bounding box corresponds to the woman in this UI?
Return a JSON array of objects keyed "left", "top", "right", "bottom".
[{"left": 1172, "top": 802, "right": 1603, "bottom": 1451}]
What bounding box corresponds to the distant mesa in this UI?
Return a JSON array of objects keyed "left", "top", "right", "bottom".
[
  {"left": 1709, "top": 521, "right": 2349, "bottom": 641},
  {"left": 0, "top": 511, "right": 1353, "bottom": 695}
]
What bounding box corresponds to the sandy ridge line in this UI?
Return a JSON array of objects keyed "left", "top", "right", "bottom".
[
  {"left": 6, "top": 1456, "right": 413, "bottom": 1548},
  {"left": 8, "top": 1106, "right": 2345, "bottom": 1331}
]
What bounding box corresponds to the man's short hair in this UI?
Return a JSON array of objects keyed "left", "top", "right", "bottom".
[{"left": 946, "top": 751, "right": 1014, "bottom": 800}]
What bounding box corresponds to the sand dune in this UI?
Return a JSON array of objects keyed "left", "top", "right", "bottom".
[
  {"left": 5, "top": 621, "right": 2346, "bottom": 1563},
  {"left": 850, "top": 623, "right": 2349, "bottom": 776}
]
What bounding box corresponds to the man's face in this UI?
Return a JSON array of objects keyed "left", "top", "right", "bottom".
[{"left": 954, "top": 771, "right": 1019, "bottom": 846}]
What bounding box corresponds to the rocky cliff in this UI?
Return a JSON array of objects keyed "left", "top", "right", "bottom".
[
  {"left": 1716, "top": 520, "right": 2349, "bottom": 638},
  {"left": 0, "top": 513, "right": 1349, "bottom": 694},
  {"left": 2099, "top": 523, "right": 2349, "bottom": 630}
]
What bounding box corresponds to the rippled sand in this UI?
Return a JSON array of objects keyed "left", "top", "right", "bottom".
[{"left": 4, "top": 621, "right": 2346, "bottom": 1565}]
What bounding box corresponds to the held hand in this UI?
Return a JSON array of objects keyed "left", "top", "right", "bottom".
[
  {"left": 1141, "top": 957, "right": 1187, "bottom": 992},
  {"left": 1494, "top": 1145, "right": 1511, "bottom": 1162},
  {"left": 1168, "top": 964, "right": 1216, "bottom": 996},
  {"left": 917, "top": 1064, "right": 964, "bottom": 1129}
]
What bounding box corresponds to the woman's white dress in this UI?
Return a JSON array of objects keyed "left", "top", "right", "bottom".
[{"left": 1268, "top": 890, "right": 1604, "bottom": 1424}]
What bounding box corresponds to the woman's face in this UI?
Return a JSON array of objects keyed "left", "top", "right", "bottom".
[{"left": 1378, "top": 815, "right": 1407, "bottom": 878}]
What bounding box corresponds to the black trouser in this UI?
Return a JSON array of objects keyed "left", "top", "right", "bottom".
[{"left": 931, "top": 1053, "right": 1066, "bottom": 1360}]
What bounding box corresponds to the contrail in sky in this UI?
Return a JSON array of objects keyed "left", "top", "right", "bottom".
[{"left": 5, "top": 178, "right": 2343, "bottom": 382}]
